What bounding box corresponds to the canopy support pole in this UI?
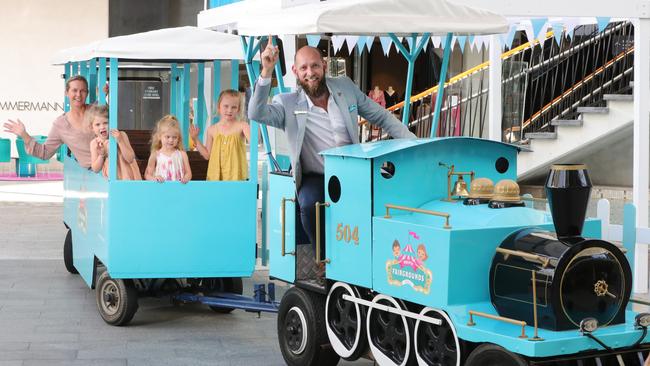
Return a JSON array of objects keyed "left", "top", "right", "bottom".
[
  {"left": 98, "top": 58, "right": 107, "bottom": 106},
  {"left": 180, "top": 64, "right": 191, "bottom": 150},
  {"left": 197, "top": 63, "right": 206, "bottom": 141},
  {"left": 170, "top": 63, "right": 179, "bottom": 116},
  {"left": 241, "top": 36, "right": 279, "bottom": 173},
  {"left": 212, "top": 60, "right": 222, "bottom": 125},
  {"left": 108, "top": 58, "right": 119, "bottom": 182},
  {"left": 231, "top": 60, "right": 240, "bottom": 90},
  {"left": 431, "top": 33, "right": 453, "bottom": 138},
  {"left": 88, "top": 58, "right": 97, "bottom": 104},
  {"left": 388, "top": 32, "right": 430, "bottom": 125},
  {"left": 64, "top": 63, "right": 71, "bottom": 112}
]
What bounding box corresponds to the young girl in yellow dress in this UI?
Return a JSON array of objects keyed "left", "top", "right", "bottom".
[{"left": 189, "top": 90, "right": 250, "bottom": 181}]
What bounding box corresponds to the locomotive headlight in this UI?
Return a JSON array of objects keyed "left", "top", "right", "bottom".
[
  {"left": 635, "top": 313, "right": 650, "bottom": 328},
  {"left": 579, "top": 317, "right": 599, "bottom": 334}
]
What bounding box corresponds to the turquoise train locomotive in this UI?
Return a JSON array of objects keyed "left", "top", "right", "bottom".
[{"left": 267, "top": 136, "right": 650, "bottom": 366}]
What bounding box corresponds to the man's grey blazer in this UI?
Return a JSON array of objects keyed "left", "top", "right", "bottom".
[{"left": 248, "top": 76, "right": 416, "bottom": 188}]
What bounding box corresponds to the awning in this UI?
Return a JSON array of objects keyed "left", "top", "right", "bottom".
[
  {"left": 218, "top": 0, "right": 508, "bottom": 36},
  {"left": 51, "top": 26, "right": 246, "bottom": 64}
]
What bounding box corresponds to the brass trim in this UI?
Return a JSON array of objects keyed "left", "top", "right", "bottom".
[
  {"left": 530, "top": 270, "right": 544, "bottom": 341},
  {"left": 521, "top": 196, "right": 548, "bottom": 203},
  {"left": 550, "top": 164, "right": 587, "bottom": 171},
  {"left": 281, "top": 198, "right": 296, "bottom": 257},
  {"left": 467, "top": 310, "right": 528, "bottom": 339},
  {"left": 384, "top": 204, "right": 451, "bottom": 229},
  {"left": 439, "top": 162, "right": 474, "bottom": 201},
  {"left": 315, "top": 202, "right": 331, "bottom": 265},
  {"left": 630, "top": 297, "right": 650, "bottom": 306},
  {"left": 496, "top": 247, "right": 550, "bottom": 267}
]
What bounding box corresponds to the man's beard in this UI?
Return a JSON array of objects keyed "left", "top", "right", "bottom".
[{"left": 298, "top": 76, "right": 327, "bottom": 99}]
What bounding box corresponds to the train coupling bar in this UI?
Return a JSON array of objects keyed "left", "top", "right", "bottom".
[{"left": 173, "top": 283, "right": 280, "bottom": 315}]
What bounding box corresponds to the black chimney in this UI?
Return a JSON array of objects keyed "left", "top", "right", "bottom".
[{"left": 544, "top": 164, "right": 592, "bottom": 239}]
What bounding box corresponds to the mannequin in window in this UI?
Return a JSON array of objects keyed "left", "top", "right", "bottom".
[
  {"left": 384, "top": 85, "right": 399, "bottom": 107},
  {"left": 368, "top": 85, "right": 386, "bottom": 108}
]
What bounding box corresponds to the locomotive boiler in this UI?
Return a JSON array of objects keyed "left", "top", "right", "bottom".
[{"left": 490, "top": 164, "right": 632, "bottom": 331}]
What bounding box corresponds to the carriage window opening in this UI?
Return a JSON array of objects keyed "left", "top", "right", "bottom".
[
  {"left": 380, "top": 161, "right": 395, "bottom": 179},
  {"left": 495, "top": 157, "right": 509, "bottom": 174},
  {"left": 328, "top": 176, "right": 341, "bottom": 203}
]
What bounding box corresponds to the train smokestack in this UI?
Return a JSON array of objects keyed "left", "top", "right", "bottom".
[{"left": 544, "top": 164, "right": 592, "bottom": 239}]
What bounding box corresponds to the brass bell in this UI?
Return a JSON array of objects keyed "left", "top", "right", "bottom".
[{"left": 451, "top": 175, "right": 470, "bottom": 198}]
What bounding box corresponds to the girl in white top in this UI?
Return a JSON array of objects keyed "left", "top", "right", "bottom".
[{"left": 144, "top": 115, "right": 191, "bottom": 183}]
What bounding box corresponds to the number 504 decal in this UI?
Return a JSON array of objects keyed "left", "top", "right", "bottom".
[{"left": 336, "top": 223, "right": 359, "bottom": 245}]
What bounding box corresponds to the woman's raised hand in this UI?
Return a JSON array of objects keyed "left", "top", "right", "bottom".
[{"left": 3, "top": 119, "right": 27, "bottom": 138}]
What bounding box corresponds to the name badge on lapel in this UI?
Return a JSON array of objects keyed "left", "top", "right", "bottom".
[
  {"left": 294, "top": 111, "right": 308, "bottom": 116},
  {"left": 348, "top": 104, "right": 358, "bottom": 112}
]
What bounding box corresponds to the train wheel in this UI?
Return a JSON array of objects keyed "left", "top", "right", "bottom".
[
  {"left": 414, "top": 307, "right": 460, "bottom": 366},
  {"left": 207, "top": 277, "right": 244, "bottom": 314},
  {"left": 465, "top": 344, "right": 527, "bottom": 366},
  {"left": 366, "top": 294, "right": 412, "bottom": 366},
  {"left": 325, "top": 282, "right": 368, "bottom": 361},
  {"left": 95, "top": 271, "right": 139, "bottom": 326},
  {"left": 63, "top": 229, "right": 78, "bottom": 274},
  {"left": 277, "top": 287, "right": 340, "bottom": 366}
]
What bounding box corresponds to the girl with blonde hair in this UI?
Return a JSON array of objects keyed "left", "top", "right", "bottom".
[
  {"left": 86, "top": 104, "right": 141, "bottom": 180},
  {"left": 145, "top": 115, "right": 191, "bottom": 183},
  {"left": 189, "top": 89, "right": 249, "bottom": 181}
]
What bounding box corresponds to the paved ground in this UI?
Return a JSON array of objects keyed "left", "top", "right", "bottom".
[{"left": 0, "top": 185, "right": 373, "bottom": 366}]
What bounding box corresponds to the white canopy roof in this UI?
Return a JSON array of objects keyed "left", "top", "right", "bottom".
[
  {"left": 230, "top": 0, "right": 508, "bottom": 36},
  {"left": 51, "top": 26, "right": 246, "bottom": 65}
]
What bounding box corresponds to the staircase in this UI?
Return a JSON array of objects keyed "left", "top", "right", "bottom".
[{"left": 517, "top": 94, "right": 633, "bottom": 181}]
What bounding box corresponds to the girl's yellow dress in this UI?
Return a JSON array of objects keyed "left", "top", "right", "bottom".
[{"left": 206, "top": 132, "right": 248, "bottom": 181}]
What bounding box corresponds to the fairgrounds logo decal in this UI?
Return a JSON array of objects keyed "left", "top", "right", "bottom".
[{"left": 386, "top": 230, "right": 432, "bottom": 294}]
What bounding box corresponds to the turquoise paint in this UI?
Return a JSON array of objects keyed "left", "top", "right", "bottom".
[
  {"left": 212, "top": 60, "right": 221, "bottom": 124},
  {"left": 98, "top": 58, "right": 107, "bottom": 106},
  {"left": 64, "top": 63, "right": 71, "bottom": 111},
  {"left": 88, "top": 58, "right": 97, "bottom": 104},
  {"left": 71, "top": 62, "right": 78, "bottom": 77},
  {"left": 240, "top": 36, "right": 275, "bottom": 170},
  {"left": 170, "top": 63, "right": 178, "bottom": 116},
  {"left": 623, "top": 203, "right": 636, "bottom": 275},
  {"left": 197, "top": 63, "right": 206, "bottom": 135},
  {"left": 324, "top": 157, "right": 373, "bottom": 288},
  {"left": 268, "top": 173, "right": 297, "bottom": 283},
  {"left": 231, "top": 60, "right": 239, "bottom": 90},
  {"left": 208, "top": 0, "right": 241, "bottom": 9},
  {"left": 431, "top": 33, "right": 453, "bottom": 137},
  {"left": 180, "top": 64, "right": 191, "bottom": 149},
  {"left": 108, "top": 58, "right": 119, "bottom": 181},
  {"left": 387, "top": 32, "right": 430, "bottom": 125}
]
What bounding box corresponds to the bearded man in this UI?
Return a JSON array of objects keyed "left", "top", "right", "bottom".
[{"left": 248, "top": 39, "right": 415, "bottom": 262}]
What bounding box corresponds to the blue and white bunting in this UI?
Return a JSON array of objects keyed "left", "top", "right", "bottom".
[
  {"left": 530, "top": 18, "right": 548, "bottom": 41},
  {"left": 596, "top": 17, "right": 611, "bottom": 33},
  {"left": 551, "top": 23, "right": 564, "bottom": 45},
  {"left": 379, "top": 36, "right": 392, "bottom": 56},
  {"left": 306, "top": 35, "right": 321, "bottom": 47}
]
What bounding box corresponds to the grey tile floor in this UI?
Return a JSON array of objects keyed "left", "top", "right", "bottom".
[{"left": 0, "top": 202, "right": 373, "bottom": 366}]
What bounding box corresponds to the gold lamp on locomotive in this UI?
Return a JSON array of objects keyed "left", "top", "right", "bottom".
[{"left": 439, "top": 162, "right": 474, "bottom": 201}]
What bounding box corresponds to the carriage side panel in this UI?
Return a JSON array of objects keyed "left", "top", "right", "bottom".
[{"left": 106, "top": 181, "right": 257, "bottom": 278}]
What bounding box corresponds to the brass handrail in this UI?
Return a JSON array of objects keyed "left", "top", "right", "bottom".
[
  {"left": 496, "top": 247, "right": 550, "bottom": 268},
  {"left": 281, "top": 198, "right": 296, "bottom": 257},
  {"left": 467, "top": 310, "right": 528, "bottom": 339},
  {"left": 384, "top": 204, "right": 451, "bottom": 229},
  {"left": 315, "top": 202, "right": 331, "bottom": 264},
  {"left": 530, "top": 270, "right": 543, "bottom": 341},
  {"left": 630, "top": 297, "right": 650, "bottom": 306}
]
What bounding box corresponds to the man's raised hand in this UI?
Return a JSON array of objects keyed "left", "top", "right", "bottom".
[{"left": 260, "top": 35, "right": 279, "bottom": 78}]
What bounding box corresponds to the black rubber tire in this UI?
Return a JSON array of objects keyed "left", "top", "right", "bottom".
[
  {"left": 63, "top": 230, "right": 78, "bottom": 274},
  {"left": 95, "top": 271, "right": 139, "bottom": 326},
  {"left": 325, "top": 283, "right": 368, "bottom": 361},
  {"left": 278, "top": 287, "right": 340, "bottom": 366},
  {"left": 208, "top": 277, "right": 244, "bottom": 314},
  {"left": 465, "top": 343, "right": 528, "bottom": 366}
]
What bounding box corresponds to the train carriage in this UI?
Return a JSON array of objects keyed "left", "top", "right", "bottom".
[{"left": 52, "top": 26, "right": 272, "bottom": 325}]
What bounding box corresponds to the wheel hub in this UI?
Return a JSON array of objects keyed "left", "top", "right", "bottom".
[{"left": 286, "top": 306, "right": 307, "bottom": 355}]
